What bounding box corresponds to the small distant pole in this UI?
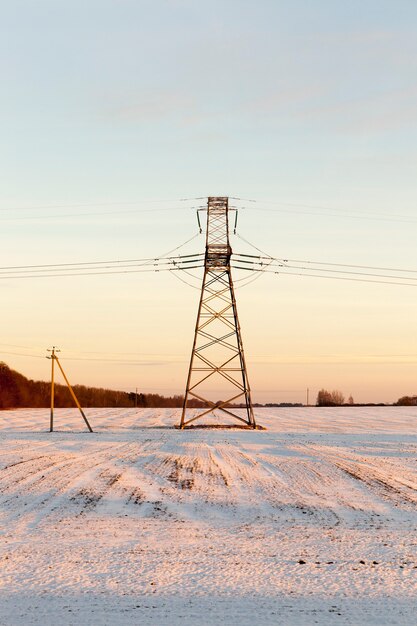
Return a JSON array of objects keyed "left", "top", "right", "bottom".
[
  {"left": 46, "top": 347, "right": 93, "bottom": 433},
  {"left": 306, "top": 388, "right": 309, "bottom": 407},
  {"left": 135, "top": 387, "right": 138, "bottom": 409}
]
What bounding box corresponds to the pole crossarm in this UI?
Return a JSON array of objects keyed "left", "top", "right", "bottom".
[{"left": 179, "top": 197, "right": 257, "bottom": 429}]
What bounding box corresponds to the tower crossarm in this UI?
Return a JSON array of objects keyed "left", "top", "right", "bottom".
[{"left": 204, "top": 197, "right": 233, "bottom": 270}]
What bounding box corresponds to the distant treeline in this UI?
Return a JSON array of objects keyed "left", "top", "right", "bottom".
[
  {"left": 3, "top": 362, "right": 412, "bottom": 409},
  {"left": 394, "top": 396, "right": 417, "bottom": 406},
  {"left": 316, "top": 389, "right": 385, "bottom": 407},
  {"left": 0, "top": 362, "right": 205, "bottom": 409}
]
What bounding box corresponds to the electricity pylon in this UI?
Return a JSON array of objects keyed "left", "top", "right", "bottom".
[
  {"left": 179, "top": 197, "right": 257, "bottom": 428},
  {"left": 47, "top": 347, "right": 93, "bottom": 432}
]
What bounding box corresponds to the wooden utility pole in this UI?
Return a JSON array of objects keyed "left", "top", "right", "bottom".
[
  {"left": 48, "top": 346, "right": 58, "bottom": 431},
  {"left": 46, "top": 347, "right": 93, "bottom": 432}
]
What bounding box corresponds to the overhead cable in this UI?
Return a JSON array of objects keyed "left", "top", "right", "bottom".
[
  {"left": 232, "top": 258, "right": 417, "bottom": 283},
  {"left": 233, "top": 252, "right": 417, "bottom": 275},
  {"left": 231, "top": 265, "right": 417, "bottom": 287},
  {"left": 0, "top": 263, "right": 204, "bottom": 280},
  {"left": 0, "top": 255, "right": 203, "bottom": 275}
]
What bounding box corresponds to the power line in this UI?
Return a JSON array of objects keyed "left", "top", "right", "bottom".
[
  {"left": 6, "top": 346, "right": 417, "bottom": 365},
  {"left": 0, "top": 350, "right": 45, "bottom": 360},
  {"left": 2, "top": 251, "right": 415, "bottom": 287},
  {"left": 0, "top": 197, "right": 198, "bottom": 212},
  {"left": 3, "top": 208, "right": 417, "bottom": 287},
  {"left": 0, "top": 264, "right": 205, "bottom": 280},
  {"left": 234, "top": 270, "right": 270, "bottom": 290},
  {"left": 232, "top": 233, "right": 417, "bottom": 284},
  {"left": 238, "top": 199, "right": 417, "bottom": 224},
  {"left": 234, "top": 232, "right": 275, "bottom": 258},
  {"left": 0, "top": 233, "right": 202, "bottom": 274},
  {"left": 0, "top": 342, "right": 193, "bottom": 360},
  {"left": 0, "top": 206, "right": 197, "bottom": 222},
  {"left": 52, "top": 356, "right": 185, "bottom": 364},
  {"left": 233, "top": 252, "right": 417, "bottom": 275},
  {"left": 0, "top": 254, "right": 202, "bottom": 272},
  {"left": 284, "top": 263, "right": 417, "bottom": 282},
  {"left": 169, "top": 269, "right": 202, "bottom": 290},
  {"left": 0, "top": 258, "right": 207, "bottom": 280},
  {"left": 0, "top": 348, "right": 185, "bottom": 364},
  {"left": 233, "top": 259, "right": 417, "bottom": 282},
  {"left": 0, "top": 342, "right": 44, "bottom": 350},
  {"left": 155, "top": 232, "right": 202, "bottom": 259},
  {"left": 232, "top": 264, "right": 417, "bottom": 287},
  {"left": 2, "top": 195, "right": 416, "bottom": 225}
]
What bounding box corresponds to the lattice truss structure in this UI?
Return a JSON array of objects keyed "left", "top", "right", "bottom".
[{"left": 179, "top": 197, "right": 257, "bottom": 428}]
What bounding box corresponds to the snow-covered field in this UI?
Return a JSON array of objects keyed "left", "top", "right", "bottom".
[{"left": 1, "top": 407, "right": 416, "bottom": 625}]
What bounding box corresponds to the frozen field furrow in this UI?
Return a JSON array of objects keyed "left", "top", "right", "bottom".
[{"left": 0, "top": 407, "right": 417, "bottom": 625}]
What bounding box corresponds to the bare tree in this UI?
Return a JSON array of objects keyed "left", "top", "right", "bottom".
[
  {"left": 316, "top": 389, "right": 332, "bottom": 406},
  {"left": 331, "top": 390, "right": 345, "bottom": 406},
  {"left": 316, "top": 389, "right": 345, "bottom": 406}
]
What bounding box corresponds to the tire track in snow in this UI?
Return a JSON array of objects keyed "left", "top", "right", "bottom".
[
  {"left": 297, "top": 443, "right": 417, "bottom": 515},
  {"left": 0, "top": 441, "right": 154, "bottom": 531}
]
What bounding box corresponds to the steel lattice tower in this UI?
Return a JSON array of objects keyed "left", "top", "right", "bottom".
[{"left": 179, "top": 197, "right": 256, "bottom": 429}]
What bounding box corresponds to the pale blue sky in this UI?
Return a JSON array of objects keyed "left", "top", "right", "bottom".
[{"left": 1, "top": 1, "right": 417, "bottom": 403}]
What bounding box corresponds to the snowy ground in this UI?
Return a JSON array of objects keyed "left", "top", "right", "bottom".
[{"left": 0, "top": 407, "right": 417, "bottom": 625}]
